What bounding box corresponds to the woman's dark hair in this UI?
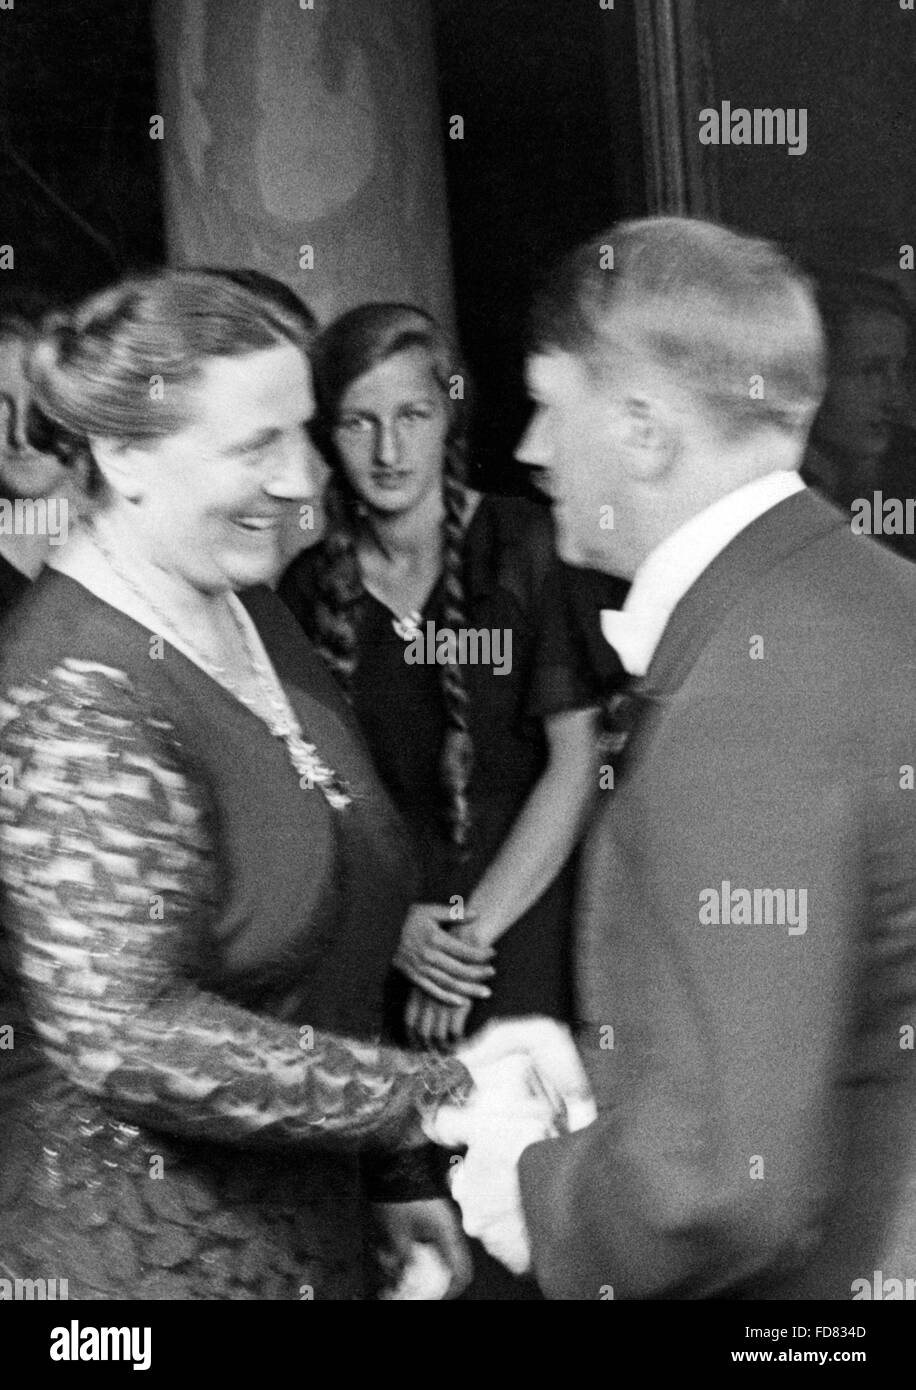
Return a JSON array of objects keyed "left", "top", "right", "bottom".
[
  {"left": 26, "top": 267, "right": 317, "bottom": 499},
  {"left": 309, "top": 302, "right": 475, "bottom": 851},
  {"left": 196, "top": 267, "right": 318, "bottom": 344}
]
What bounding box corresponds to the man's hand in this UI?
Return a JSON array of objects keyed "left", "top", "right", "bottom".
[
  {"left": 394, "top": 904, "right": 495, "bottom": 1004},
  {"left": 372, "top": 1198, "right": 473, "bottom": 1299}
]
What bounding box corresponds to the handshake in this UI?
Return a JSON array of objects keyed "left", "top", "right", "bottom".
[{"left": 422, "top": 1017, "right": 597, "bottom": 1275}]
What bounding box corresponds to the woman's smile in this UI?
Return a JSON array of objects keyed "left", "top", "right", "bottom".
[{"left": 231, "top": 512, "right": 286, "bottom": 534}]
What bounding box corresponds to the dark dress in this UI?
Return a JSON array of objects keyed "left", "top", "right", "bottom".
[
  {"left": 282, "top": 494, "right": 612, "bottom": 1034},
  {"left": 0, "top": 572, "right": 466, "bottom": 1300}
]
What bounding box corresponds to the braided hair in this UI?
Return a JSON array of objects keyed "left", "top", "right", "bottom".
[{"left": 308, "top": 303, "right": 475, "bottom": 851}]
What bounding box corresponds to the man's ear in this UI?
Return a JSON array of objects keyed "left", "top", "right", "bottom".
[
  {"left": 87, "top": 436, "right": 146, "bottom": 503},
  {"left": 620, "top": 395, "right": 678, "bottom": 479}
]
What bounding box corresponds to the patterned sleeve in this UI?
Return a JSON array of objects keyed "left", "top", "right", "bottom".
[{"left": 0, "top": 659, "right": 468, "bottom": 1149}]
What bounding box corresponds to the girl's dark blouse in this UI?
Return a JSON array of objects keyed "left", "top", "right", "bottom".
[{"left": 281, "top": 492, "right": 627, "bottom": 1029}]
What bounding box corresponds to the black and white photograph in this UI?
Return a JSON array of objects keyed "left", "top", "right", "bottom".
[{"left": 1, "top": 0, "right": 915, "bottom": 1360}]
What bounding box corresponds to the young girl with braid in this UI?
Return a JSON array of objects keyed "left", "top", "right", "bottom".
[{"left": 280, "top": 304, "right": 602, "bottom": 1055}]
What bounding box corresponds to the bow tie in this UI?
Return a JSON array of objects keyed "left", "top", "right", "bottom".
[{"left": 599, "top": 607, "right": 654, "bottom": 678}]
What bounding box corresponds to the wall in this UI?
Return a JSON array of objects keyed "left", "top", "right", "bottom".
[
  {"left": 153, "top": 0, "right": 454, "bottom": 327},
  {"left": 0, "top": 0, "right": 165, "bottom": 300},
  {"left": 694, "top": 0, "right": 916, "bottom": 277}
]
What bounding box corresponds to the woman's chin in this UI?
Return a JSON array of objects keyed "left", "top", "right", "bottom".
[
  {"left": 366, "top": 496, "right": 414, "bottom": 517},
  {"left": 217, "top": 546, "right": 284, "bottom": 591}
]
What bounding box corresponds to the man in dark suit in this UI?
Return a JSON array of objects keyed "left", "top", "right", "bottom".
[{"left": 492, "top": 216, "right": 916, "bottom": 1299}]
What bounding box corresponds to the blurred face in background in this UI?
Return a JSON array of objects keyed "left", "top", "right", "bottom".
[
  {"left": 99, "top": 342, "right": 320, "bottom": 594},
  {"left": 330, "top": 346, "right": 449, "bottom": 517},
  {"left": 815, "top": 308, "right": 909, "bottom": 465},
  {"left": 0, "top": 332, "right": 69, "bottom": 499}
]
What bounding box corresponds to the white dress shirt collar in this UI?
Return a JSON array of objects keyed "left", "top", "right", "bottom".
[{"left": 600, "top": 471, "right": 806, "bottom": 677}]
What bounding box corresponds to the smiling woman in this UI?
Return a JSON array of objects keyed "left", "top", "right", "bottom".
[{"left": 0, "top": 270, "right": 473, "bottom": 1301}]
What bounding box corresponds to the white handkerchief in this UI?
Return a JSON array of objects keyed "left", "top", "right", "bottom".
[
  {"left": 424, "top": 1018, "right": 597, "bottom": 1276},
  {"left": 600, "top": 607, "right": 650, "bottom": 677},
  {"left": 378, "top": 1242, "right": 454, "bottom": 1301}
]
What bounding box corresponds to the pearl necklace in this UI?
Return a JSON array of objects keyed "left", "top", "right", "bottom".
[{"left": 85, "top": 528, "right": 353, "bottom": 812}]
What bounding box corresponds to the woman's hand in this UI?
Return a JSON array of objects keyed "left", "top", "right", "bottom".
[
  {"left": 372, "top": 1198, "right": 473, "bottom": 1299},
  {"left": 394, "top": 904, "right": 495, "bottom": 1004},
  {"left": 405, "top": 989, "right": 473, "bottom": 1048}
]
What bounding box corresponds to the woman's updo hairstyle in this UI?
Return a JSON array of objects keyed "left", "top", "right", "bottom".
[
  {"left": 308, "top": 303, "right": 475, "bottom": 853},
  {"left": 26, "top": 268, "right": 317, "bottom": 499}
]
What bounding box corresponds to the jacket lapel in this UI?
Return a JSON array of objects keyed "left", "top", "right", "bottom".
[
  {"left": 641, "top": 487, "right": 847, "bottom": 699},
  {"left": 602, "top": 489, "right": 847, "bottom": 782}
]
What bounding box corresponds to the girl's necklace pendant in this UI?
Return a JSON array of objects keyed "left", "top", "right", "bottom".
[{"left": 392, "top": 609, "right": 423, "bottom": 641}]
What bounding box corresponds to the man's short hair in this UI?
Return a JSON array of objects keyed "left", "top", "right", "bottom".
[{"left": 529, "top": 216, "right": 827, "bottom": 439}]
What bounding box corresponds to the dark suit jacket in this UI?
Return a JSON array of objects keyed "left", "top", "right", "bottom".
[{"left": 519, "top": 488, "right": 916, "bottom": 1299}]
